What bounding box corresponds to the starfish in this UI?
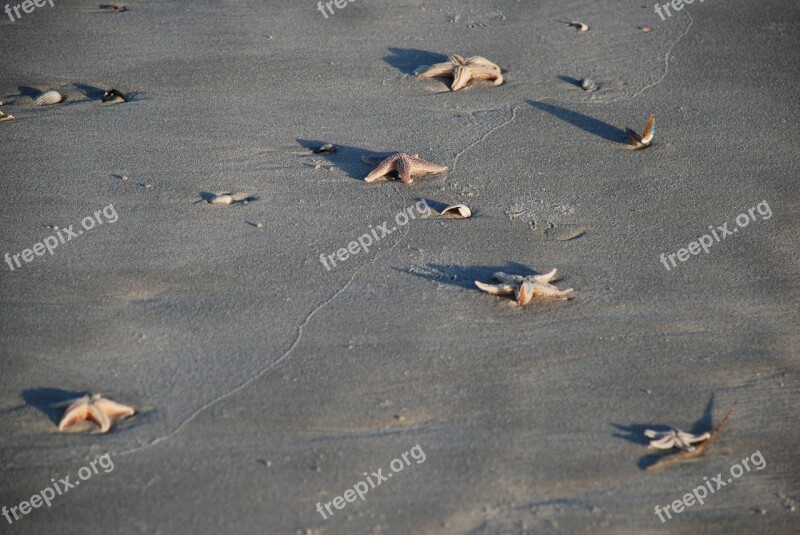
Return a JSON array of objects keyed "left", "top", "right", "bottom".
[
  {"left": 644, "top": 428, "right": 710, "bottom": 451},
  {"left": 626, "top": 114, "right": 655, "bottom": 149},
  {"left": 475, "top": 269, "right": 574, "bottom": 305},
  {"left": 58, "top": 394, "right": 135, "bottom": 433},
  {"left": 363, "top": 153, "right": 447, "bottom": 184},
  {"left": 415, "top": 55, "right": 503, "bottom": 91}
]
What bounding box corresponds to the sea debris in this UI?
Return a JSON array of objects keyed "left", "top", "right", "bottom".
[
  {"left": 567, "top": 21, "right": 590, "bottom": 32},
  {"left": 35, "top": 90, "right": 63, "bottom": 106},
  {"left": 58, "top": 393, "right": 135, "bottom": 434},
  {"left": 626, "top": 114, "right": 655, "bottom": 149},
  {"left": 207, "top": 192, "right": 256, "bottom": 205},
  {"left": 363, "top": 153, "right": 447, "bottom": 185},
  {"left": 416, "top": 55, "right": 503, "bottom": 91},
  {"left": 440, "top": 204, "right": 472, "bottom": 219},
  {"left": 99, "top": 4, "right": 127, "bottom": 12},
  {"left": 580, "top": 78, "right": 598, "bottom": 91},
  {"left": 0, "top": 111, "right": 14, "bottom": 122},
  {"left": 475, "top": 268, "right": 573, "bottom": 306},
  {"left": 102, "top": 89, "right": 127, "bottom": 103},
  {"left": 313, "top": 143, "right": 336, "bottom": 154}
]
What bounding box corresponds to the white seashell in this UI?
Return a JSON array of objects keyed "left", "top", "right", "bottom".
[
  {"left": 580, "top": 78, "right": 598, "bottom": 91},
  {"left": 440, "top": 204, "right": 472, "bottom": 218},
  {"left": 208, "top": 192, "right": 254, "bottom": 205},
  {"left": 0, "top": 114, "right": 15, "bottom": 122},
  {"left": 35, "top": 90, "right": 63, "bottom": 106},
  {"left": 568, "top": 21, "right": 589, "bottom": 32}
]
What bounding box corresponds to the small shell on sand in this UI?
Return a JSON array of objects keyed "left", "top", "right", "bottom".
[
  {"left": 208, "top": 192, "right": 254, "bottom": 205},
  {"left": 580, "top": 78, "right": 598, "bottom": 91},
  {"left": 35, "top": 90, "right": 64, "bottom": 106},
  {"left": 0, "top": 111, "right": 14, "bottom": 122},
  {"left": 313, "top": 143, "right": 336, "bottom": 154},
  {"left": 568, "top": 21, "right": 589, "bottom": 32},
  {"left": 440, "top": 204, "right": 472, "bottom": 219}
]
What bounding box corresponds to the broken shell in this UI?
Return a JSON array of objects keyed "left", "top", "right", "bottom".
[
  {"left": 641, "top": 26, "right": 652, "bottom": 33},
  {"left": 100, "top": 4, "right": 127, "bottom": 11},
  {"left": 35, "top": 90, "right": 64, "bottom": 106},
  {"left": 208, "top": 192, "right": 254, "bottom": 205},
  {"left": 0, "top": 111, "right": 14, "bottom": 122},
  {"left": 568, "top": 21, "right": 589, "bottom": 32},
  {"left": 102, "top": 89, "right": 127, "bottom": 103},
  {"left": 580, "top": 78, "right": 598, "bottom": 91},
  {"left": 313, "top": 143, "right": 336, "bottom": 154},
  {"left": 440, "top": 204, "right": 472, "bottom": 219}
]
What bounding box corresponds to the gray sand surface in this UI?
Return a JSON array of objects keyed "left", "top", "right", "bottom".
[{"left": 1, "top": 0, "right": 798, "bottom": 533}]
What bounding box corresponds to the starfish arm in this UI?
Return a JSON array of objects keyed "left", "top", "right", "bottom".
[
  {"left": 451, "top": 65, "right": 472, "bottom": 91},
  {"left": 408, "top": 157, "right": 448, "bottom": 176},
  {"left": 416, "top": 62, "right": 456, "bottom": 79},
  {"left": 449, "top": 54, "right": 466, "bottom": 65},
  {"left": 464, "top": 56, "right": 501, "bottom": 71},
  {"left": 649, "top": 435, "right": 678, "bottom": 449},
  {"left": 678, "top": 431, "right": 711, "bottom": 444},
  {"left": 465, "top": 65, "right": 503, "bottom": 84},
  {"left": 531, "top": 283, "right": 574, "bottom": 300},
  {"left": 58, "top": 404, "right": 91, "bottom": 431},
  {"left": 364, "top": 155, "right": 397, "bottom": 182},
  {"left": 532, "top": 268, "right": 559, "bottom": 283},
  {"left": 492, "top": 272, "right": 525, "bottom": 284},
  {"left": 396, "top": 155, "right": 414, "bottom": 184},
  {"left": 475, "top": 280, "right": 516, "bottom": 295},
  {"left": 94, "top": 398, "right": 136, "bottom": 420},
  {"left": 89, "top": 404, "right": 112, "bottom": 433},
  {"left": 644, "top": 429, "right": 661, "bottom": 439},
  {"left": 516, "top": 281, "right": 536, "bottom": 305}
]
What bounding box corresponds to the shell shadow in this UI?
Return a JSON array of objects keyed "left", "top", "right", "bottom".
[
  {"left": 528, "top": 100, "right": 628, "bottom": 143},
  {"left": 384, "top": 48, "right": 448, "bottom": 75},
  {"left": 612, "top": 393, "right": 716, "bottom": 470},
  {"left": 398, "top": 261, "right": 541, "bottom": 291},
  {"left": 73, "top": 83, "right": 107, "bottom": 100},
  {"left": 295, "top": 139, "right": 398, "bottom": 181},
  {"left": 557, "top": 75, "right": 581, "bottom": 87},
  {"left": 22, "top": 387, "right": 89, "bottom": 425}
]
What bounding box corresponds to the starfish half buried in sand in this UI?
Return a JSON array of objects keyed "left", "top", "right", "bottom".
[
  {"left": 58, "top": 394, "right": 135, "bottom": 433},
  {"left": 626, "top": 114, "right": 655, "bottom": 149},
  {"left": 415, "top": 55, "right": 503, "bottom": 91},
  {"left": 475, "top": 269, "right": 574, "bottom": 305},
  {"left": 645, "top": 428, "right": 710, "bottom": 451},
  {"left": 363, "top": 153, "right": 448, "bottom": 184}
]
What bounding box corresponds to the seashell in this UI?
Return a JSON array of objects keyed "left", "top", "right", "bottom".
[
  {"left": 568, "top": 21, "right": 589, "bottom": 32},
  {"left": 580, "top": 78, "right": 598, "bottom": 91},
  {"left": 313, "top": 143, "right": 336, "bottom": 154},
  {"left": 641, "top": 26, "right": 651, "bottom": 33},
  {"left": 0, "top": 114, "right": 15, "bottom": 122},
  {"left": 208, "top": 192, "right": 255, "bottom": 205},
  {"left": 440, "top": 204, "right": 472, "bottom": 219},
  {"left": 102, "top": 89, "right": 127, "bottom": 103},
  {"left": 35, "top": 90, "right": 64, "bottom": 106}
]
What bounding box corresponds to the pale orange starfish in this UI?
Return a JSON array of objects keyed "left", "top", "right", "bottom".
[
  {"left": 415, "top": 55, "right": 503, "bottom": 91},
  {"left": 363, "top": 153, "right": 447, "bottom": 185},
  {"left": 58, "top": 394, "right": 135, "bottom": 433},
  {"left": 475, "top": 269, "right": 573, "bottom": 305}
]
